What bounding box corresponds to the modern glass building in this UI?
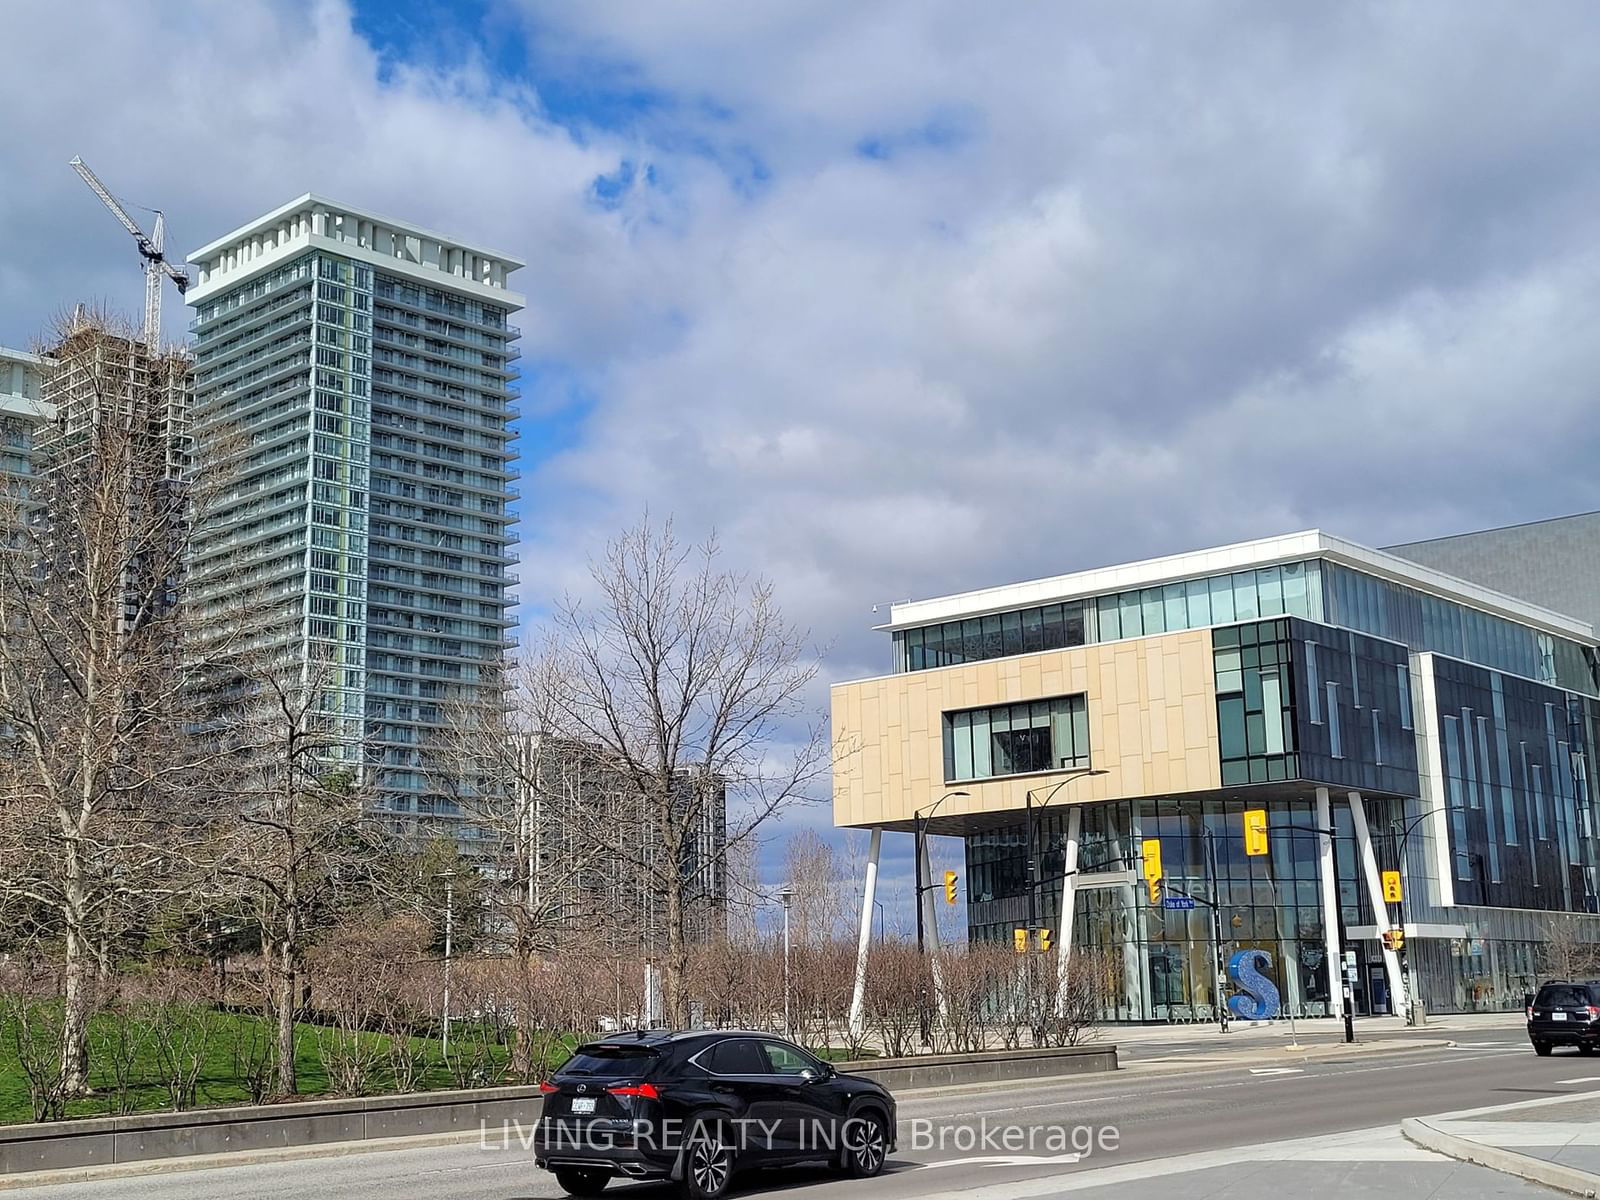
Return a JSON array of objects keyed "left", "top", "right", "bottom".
[
  {"left": 185, "top": 198, "right": 521, "bottom": 830},
  {"left": 834, "top": 531, "right": 1600, "bottom": 1020}
]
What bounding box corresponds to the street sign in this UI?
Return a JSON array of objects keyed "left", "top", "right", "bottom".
[{"left": 1162, "top": 896, "right": 1197, "bottom": 910}]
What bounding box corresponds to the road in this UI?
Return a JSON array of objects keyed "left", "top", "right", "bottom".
[{"left": 14, "top": 1034, "right": 1591, "bottom": 1199}]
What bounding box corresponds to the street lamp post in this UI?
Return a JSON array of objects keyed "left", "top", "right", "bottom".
[
  {"left": 435, "top": 871, "right": 457, "bottom": 1059},
  {"left": 912, "top": 789, "right": 970, "bottom": 1046},
  {"left": 1385, "top": 805, "right": 1458, "bottom": 1024},
  {"left": 1023, "top": 769, "right": 1109, "bottom": 1013},
  {"left": 776, "top": 885, "right": 794, "bottom": 1037}
]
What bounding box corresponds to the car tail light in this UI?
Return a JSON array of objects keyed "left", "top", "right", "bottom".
[
  {"left": 1527, "top": 1005, "right": 1535, "bottom": 1020},
  {"left": 606, "top": 1083, "right": 659, "bottom": 1099},
  {"left": 1588, "top": 1006, "right": 1599, "bottom": 1019},
  {"left": 539, "top": 1081, "right": 558, "bottom": 1094}
]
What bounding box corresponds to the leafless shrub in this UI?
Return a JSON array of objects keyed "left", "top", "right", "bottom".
[
  {"left": 1, "top": 966, "right": 72, "bottom": 1121},
  {"left": 863, "top": 941, "right": 926, "bottom": 1059},
  {"left": 141, "top": 968, "right": 216, "bottom": 1111}
]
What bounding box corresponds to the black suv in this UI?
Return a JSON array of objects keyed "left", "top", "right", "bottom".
[
  {"left": 533, "top": 1030, "right": 897, "bottom": 1199},
  {"left": 1527, "top": 981, "right": 1600, "bottom": 1055}
]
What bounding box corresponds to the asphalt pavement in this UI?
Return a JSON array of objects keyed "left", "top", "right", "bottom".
[{"left": 7, "top": 1028, "right": 1590, "bottom": 1199}]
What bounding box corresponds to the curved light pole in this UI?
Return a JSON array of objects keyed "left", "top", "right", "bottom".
[
  {"left": 1024, "top": 769, "right": 1109, "bottom": 950},
  {"left": 912, "top": 789, "right": 969, "bottom": 1046},
  {"left": 1384, "top": 803, "right": 1462, "bottom": 1020},
  {"left": 912, "top": 789, "right": 971, "bottom": 956}
]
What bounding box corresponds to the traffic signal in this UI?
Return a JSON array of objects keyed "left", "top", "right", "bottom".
[
  {"left": 1243, "top": 809, "right": 1268, "bottom": 856},
  {"left": 1013, "top": 928, "right": 1029, "bottom": 954},
  {"left": 1381, "top": 870, "right": 1403, "bottom": 904},
  {"left": 1038, "top": 928, "right": 1054, "bottom": 953},
  {"left": 945, "top": 870, "right": 959, "bottom": 905},
  {"left": 1381, "top": 929, "right": 1405, "bottom": 951},
  {"left": 1141, "top": 837, "right": 1163, "bottom": 904}
]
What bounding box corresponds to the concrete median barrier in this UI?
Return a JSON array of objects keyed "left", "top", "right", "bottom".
[{"left": 0, "top": 1044, "right": 1118, "bottom": 1179}]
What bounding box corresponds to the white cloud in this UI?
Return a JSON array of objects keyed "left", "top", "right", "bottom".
[{"left": 9, "top": 0, "right": 1600, "bottom": 892}]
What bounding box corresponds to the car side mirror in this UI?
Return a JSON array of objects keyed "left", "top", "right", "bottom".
[{"left": 800, "top": 1068, "right": 817, "bottom": 1082}]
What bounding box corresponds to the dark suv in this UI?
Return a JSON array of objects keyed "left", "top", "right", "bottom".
[
  {"left": 1527, "top": 981, "right": 1600, "bottom": 1056},
  {"left": 533, "top": 1030, "right": 897, "bottom": 1199}
]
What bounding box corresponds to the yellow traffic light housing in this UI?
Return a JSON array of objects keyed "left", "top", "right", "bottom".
[
  {"left": 1141, "top": 838, "right": 1163, "bottom": 904},
  {"left": 1381, "top": 870, "right": 1403, "bottom": 904},
  {"left": 1039, "top": 927, "right": 1054, "bottom": 953},
  {"left": 1381, "top": 929, "right": 1405, "bottom": 951},
  {"left": 1013, "top": 928, "right": 1029, "bottom": 954},
  {"left": 1243, "top": 808, "right": 1268, "bottom": 856},
  {"left": 944, "top": 870, "right": 959, "bottom": 905}
]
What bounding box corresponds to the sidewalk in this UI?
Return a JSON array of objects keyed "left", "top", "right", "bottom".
[{"left": 1405, "top": 1090, "right": 1600, "bottom": 1197}]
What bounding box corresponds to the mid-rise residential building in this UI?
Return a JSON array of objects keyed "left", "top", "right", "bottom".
[
  {"left": 833, "top": 531, "right": 1600, "bottom": 1021},
  {"left": 184, "top": 197, "right": 522, "bottom": 827},
  {"left": 520, "top": 738, "right": 729, "bottom": 950}
]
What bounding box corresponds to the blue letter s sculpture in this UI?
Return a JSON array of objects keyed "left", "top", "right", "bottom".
[{"left": 1227, "top": 948, "right": 1281, "bottom": 1020}]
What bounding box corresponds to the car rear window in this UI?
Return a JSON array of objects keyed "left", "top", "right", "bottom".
[
  {"left": 1536, "top": 985, "right": 1592, "bottom": 1008},
  {"left": 560, "top": 1044, "right": 660, "bottom": 1076},
  {"left": 705, "top": 1038, "right": 767, "bottom": 1075}
]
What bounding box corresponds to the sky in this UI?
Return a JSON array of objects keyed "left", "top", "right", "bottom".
[{"left": 6, "top": 0, "right": 1600, "bottom": 920}]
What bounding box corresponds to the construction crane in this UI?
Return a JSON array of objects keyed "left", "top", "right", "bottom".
[{"left": 68, "top": 156, "right": 189, "bottom": 353}]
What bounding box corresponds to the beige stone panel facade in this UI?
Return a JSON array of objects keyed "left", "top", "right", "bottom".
[{"left": 831, "top": 629, "right": 1223, "bottom": 830}]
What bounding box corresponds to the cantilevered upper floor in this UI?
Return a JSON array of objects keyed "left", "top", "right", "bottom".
[{"left": 833, "top": 529, "right": 1600, "bottom": 836}]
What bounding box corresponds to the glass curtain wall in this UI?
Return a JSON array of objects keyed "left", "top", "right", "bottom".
[
  {"left": 893, "top": 561, "right": 1323, "bottom": 672},
  {"left": 967, "top": 796, "right": 1351, "bottom": 1022}
]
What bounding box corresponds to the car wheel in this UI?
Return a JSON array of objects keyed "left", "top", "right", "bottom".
[
  {"left": 553, "top": 1168, "right": 610, "bottom": 1197},
  {"left": 841, "top": 1110, "right": 889, "bottom": 1179},
  {"left": 1534, "top": 1041, "right": 1554, "bottom": 1056},
  {"left": 680, "top": 1122, "right": 736, "bottom": 1200}
]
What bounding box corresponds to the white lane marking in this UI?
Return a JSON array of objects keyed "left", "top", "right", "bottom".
[
  {"left": 915, "top": 1154, "right": 1083, "bottom": 1169},
  {"left": 1558, "top": 1075, "right": 1600, "bottom": 1084},
  {"left": 1248, "top": 1068, "right": 1303, "bottom": 1075},
  {"left": 927, "top": 1050, "right": 1530, "bottom": 1120}
]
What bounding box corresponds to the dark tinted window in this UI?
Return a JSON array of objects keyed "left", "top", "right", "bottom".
[
  {"left": 1535, "top": 985, "right": 1592, "bottom": 1008},
  {"left": 706, "top": 1038, "right": 767, "bottom": 1075},
  {"left": 560, "top": 1045, "right": 659, "bottom": 1076}
]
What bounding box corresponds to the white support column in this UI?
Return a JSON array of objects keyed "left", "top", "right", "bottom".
[
  {"left": 918, "top": 834, "right": 949, "bottom": 1020},
  {"left": 1315, "top": 787, "right": 1344, "bottom": 1019},
  {"left": 1054, "top": 806, "right": 1083, "bottom": 1016},
  {"left": 1348, "top": 791, "right": 1407, "bottom": 1013},
  {"left": 847, "top": 829, "right": 882, "bottom": 1037}
]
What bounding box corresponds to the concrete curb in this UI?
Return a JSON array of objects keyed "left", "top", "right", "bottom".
[
  {"left": 0, "top": 1129, "right": 492, "bottom": 1192},
  {"left": 1402, "top": 1117, "right": 1600, "bottom": 1199}
]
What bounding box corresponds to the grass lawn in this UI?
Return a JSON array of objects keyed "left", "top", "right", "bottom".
[{"left": 0, "top": 1011, "right": 573, "bottom": 1125}]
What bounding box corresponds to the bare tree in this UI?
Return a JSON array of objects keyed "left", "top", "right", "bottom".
[
  {"left": 0, "top": 313, "right": 209, "bottom": 1096},
  {"left": 545, "top": 517, "right": 827, "bottom": 1027},
  {"left": 1541, "top": 915, "right": 1600, "bottom": 982},
  {"left": 433, "top": 653, "right": 629, "bottom": 1069},
  {"left": 199, "top": 654, "right": 383, "bottom": 1096}
]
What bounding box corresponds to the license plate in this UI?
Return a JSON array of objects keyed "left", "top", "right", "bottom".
[
  {"left": 1553, "top": 1012, "right": 1568, "bottom": 1021},
  {"left": 570, "top": 1097, "right": 597, "bottom": 1113}
]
